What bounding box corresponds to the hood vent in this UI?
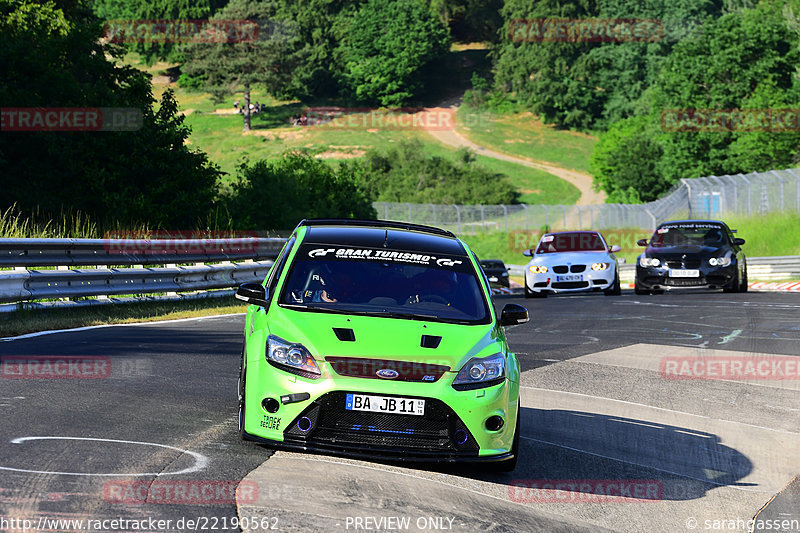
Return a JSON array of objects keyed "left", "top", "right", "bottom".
[
  {"left": 333, "top": 328, "right": 356, "bottom": 342},
  {"left": 420, "top": 335, "right": 441, "bottom": 349}
]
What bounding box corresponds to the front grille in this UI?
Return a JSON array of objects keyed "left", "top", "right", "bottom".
[
  {"left": 552, "top": 265, "right": 569, "bottom": 274},
  {"left": 592, "top": 279, "right": 607, "bottom": 285},
  {"left": 571, "top": 265, "right": 586, "bottom": 273},
  {"left": 664, "top": 278, "right": 705, "bottom": 286},
  {"left": 284, "top": 391, "right": 479, "bottom": 455},
  {"left": 665, "top": 259, "right": 701, "bottom": 269},
  {"left": 533, "top": 281, "right": 548, "bottom": 288},
  {"left": 326, "top": 357, "right": 448, "bottom": 383},
  {"left": 552, "top": 281, "right": 589, "bottom": 289}
]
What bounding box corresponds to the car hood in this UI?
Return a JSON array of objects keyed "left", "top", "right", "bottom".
[
  {"left": 528, "top": 251, "right": 612, "bottom": 264},
  {"left": 267, "top": 307, "right": 502, "bottom": 370},
  {"left": 645, "top": 245, "right": 724, "bottom": 256}
]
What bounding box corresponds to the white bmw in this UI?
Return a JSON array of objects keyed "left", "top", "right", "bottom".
[{"left": 523, "top": 231, "right": 622, "bottom": 298}]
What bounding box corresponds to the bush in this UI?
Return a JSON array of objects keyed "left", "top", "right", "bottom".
[{"left": 225, "top": 152, "right": 376, "bottom": 230}]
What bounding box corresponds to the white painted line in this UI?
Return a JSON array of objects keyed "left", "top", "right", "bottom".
[
  {"left": 719, "top": 329, "right": 743, "bottom": 345},
  {"left": 1, "top": 313, "right": 245, "bottom": 342},
  {"left": 0, "top": 436, "right": 208, "bottom": 476}
]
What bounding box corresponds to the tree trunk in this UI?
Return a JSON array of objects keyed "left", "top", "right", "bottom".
[{"left": 243, "top": 83, "right": 251, "bottom": 132}]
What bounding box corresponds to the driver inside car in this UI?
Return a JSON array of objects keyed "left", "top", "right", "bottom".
[{"left": 407, "top": 269, "right": 459, "bottom": 307}]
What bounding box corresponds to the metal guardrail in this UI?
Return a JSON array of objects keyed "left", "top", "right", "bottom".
[{"left": 0, "top": 237, "right": 286, "bottom": 310}]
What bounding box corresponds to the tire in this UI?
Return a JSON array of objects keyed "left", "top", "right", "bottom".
[
  {"left": 723, "top": 270, "right": 740, "bottom": 293},
  {"left": 604, "top": 271, "right": 622, "bottom": 296},
  {"left": 496, "top": 402, "right": 520, "bottom": 473},
  {"left": 740, "top": 266, "right": 749, "bottom": 292},
  {"left": 634, "top": 278, "right": 650, "bottom": 295},
  {"left": 524, "top": 281, "right": 546, "bottom": 298},
  {"left": 238, "top": 346, "right": 248, "bottom": 440}
]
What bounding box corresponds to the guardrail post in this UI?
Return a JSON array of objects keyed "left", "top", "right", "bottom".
[
  {"left": 522, "top": 204, "right": 529, "bottom": 231},
  {"left": 770, "top": 170, "right": 785, "bottom": 211},
  {"left": 430, "top": 203, "right": 437, "bottom": 225},
  {"left": 479, "top": 204, "right": 485, "bottom": 230},
  {"left": 789, "top": 169, "right": 800, "bottom": 211}
]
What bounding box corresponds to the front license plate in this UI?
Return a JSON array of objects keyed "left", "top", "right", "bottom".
[
  {"left": 556, "top": 274, "right": 583, "bottom": 282},
  {"left": 669, "top": 269, "right": 700, "bottom": 278},
  {"left": 345, "top": 394, "right": 425, "bottom": 416},
  {"left": 488, "top": 276, "right": 498, "bottom": 282}
]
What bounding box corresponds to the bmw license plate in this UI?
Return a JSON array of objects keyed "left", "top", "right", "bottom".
[
  {"left": 556, "top": 274, "right": 583, "bottom": 282},
  {"left": 488, "top": 276, "right": 499, "bottom": 282},
  {"left": 345, "top": 394, "right": 424, "bottom": 416},
  {"left": 669, "top": 269, "right": 700, "bottom": 278}
]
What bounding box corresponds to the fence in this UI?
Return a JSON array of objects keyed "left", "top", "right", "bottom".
[
  {"left": 0, "top": 237, "right": 285, "bottom": 312},
  {"left": 373, "top": 168, "right": 800, "bottom": 234}
]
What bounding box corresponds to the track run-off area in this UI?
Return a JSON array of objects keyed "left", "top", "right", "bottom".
[{"left": 1, "top": 290, "right": 798, "bottom": 533}]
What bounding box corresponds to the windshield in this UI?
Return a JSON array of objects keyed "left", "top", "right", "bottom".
[
  {"left": 649, "top": 223, "right": 729, "bottom": 248},
  {"left": 536, "top": 232, "right": 606, "bottom": 254},
  {"left": 279, "top": 244, "right": 491, "bottom": 324},
  {"left": 480, "top": 260, "right": 505, "bottom": 269}
]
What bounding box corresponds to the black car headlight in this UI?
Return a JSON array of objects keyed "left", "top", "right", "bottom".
[
  {"left": 708, "top": 257, "right": 731, "bottom": 267},
  {"left": 452, "top": 353, "right": 505, "bottom": 390},
  {"left": 639, "top": 257, "right": 661, "bottom": 267},
  {"left": 266, "top": 335, "right": 321, "bottom": 379}
]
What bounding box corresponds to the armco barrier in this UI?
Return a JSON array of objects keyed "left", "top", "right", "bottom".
[{"left": 0, "top": 237, "right": 286, "bottom": 311}]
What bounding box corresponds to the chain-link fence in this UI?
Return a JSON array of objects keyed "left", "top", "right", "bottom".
[{"left": 373, "top": 168, "right": 800, "bottom": 234}]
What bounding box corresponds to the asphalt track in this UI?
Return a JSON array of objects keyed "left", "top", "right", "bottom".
[{"left": 1, "top": 290, "right": 798, "bottom": 533}]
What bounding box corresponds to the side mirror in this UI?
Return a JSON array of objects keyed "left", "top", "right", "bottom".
[
  {"left": 637, "top": 239, "right": 649, "bottom": 246},
  {"left": 733, "top": 237, "right": 745, "bottom": 246},
  {"left": 522, "top": 249, "right": 533, "bottom": 257},
  {"left": 500, "top": 303, "right": 529, "bottom": 327},
  {"left": 610, "top": 245, "right": 621, "bottom": 253},
  {"left": 236, "top": 282, "right": 269, "bottom": 307}
]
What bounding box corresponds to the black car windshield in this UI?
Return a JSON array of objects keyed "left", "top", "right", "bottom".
[
  {"left": 536, "top": 232, "right": 606, "bottom": 253},
  {"left": 649, "top": 223, "right": 729, "bottom": 248},
  {"left": 279, "top": 244, "right": 491, "bottom": 324},
  {"left": 480, "top": 260, "right": 505, "bottom": 269}
]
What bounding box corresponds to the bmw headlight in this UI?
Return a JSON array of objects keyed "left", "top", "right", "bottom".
[
  {"left": 591, "top": 262, "right": 610, "bottom": 271},
  {"left": 709, "top": 257, "right": 731, "bottom": 267},
  {"left": 529, "top": 265, "right": 548, "bottom": 274},
  {"left": 266, "top": 335, "right": 321, "bottom": 379},
  {"left": 452, "top": 353, "right": 505, "bottom": 390},
  {"left": 639, "top": 257, "right": 661, "bottom": 268}
]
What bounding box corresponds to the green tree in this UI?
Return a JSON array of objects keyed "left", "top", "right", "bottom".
[
  {"left": 94, "top": 0, "right": 228, "bottom": 64},
  {"left": 0, "top": 0, "right": 221, "bottom": 228},
  {"left": 590, "top": 116, "right": 666, "bottom": 203},
  {"left": 338, "top": 0, "right": 451, "bottom": 106},
  {"left": 225, "top": 152, "right": 376, "bottom": 230},
  {"left": 180, "top": 0, "right": 304, "bottom": 131}
]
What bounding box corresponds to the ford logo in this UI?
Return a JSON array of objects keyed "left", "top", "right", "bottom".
[{"left": 376, "top": 368, "right": 399, "bottom": 379}]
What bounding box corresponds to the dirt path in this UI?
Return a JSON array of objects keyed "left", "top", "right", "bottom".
[{"left": 420, "top": 99, "right": 606, "bottom": 206}]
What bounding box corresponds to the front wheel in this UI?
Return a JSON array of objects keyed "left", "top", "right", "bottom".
[
  {"left": 604, "top": 271, "right": 622, "bottom": 296},
  {"left": 634, "top": 278, "right": 650, "bottom": 295},
  {"left": 740, "top": 267, "right": 749, "bottom": 292},
  {"left": 723, "top": 270, "right": 740, "bottom": 293}
]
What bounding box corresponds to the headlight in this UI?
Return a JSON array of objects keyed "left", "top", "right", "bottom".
[
  {"left": 501, "top": 272, "right": 509, "bottom": 277},
  {"left": 591, "top": 262, "right": 610, "bottom": 271},
  {"left": 452, "top": 353, "right": 505, "bottom": 390},
  {"left": 709, "top": 257, "right": 731, "bottom": 267},
  {"left": 529, "top": 265, "right": 548, "bottom": 274},
  {"left": 266, "top": 335, "right": 320, "bottom": 379},
  {"left": 639, "top": 257, "right": 661, "bottom": 267}
]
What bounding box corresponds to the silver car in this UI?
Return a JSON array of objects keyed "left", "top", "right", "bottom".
[{"left": 523, "top": 231, "right": 621, "bottom": 298}]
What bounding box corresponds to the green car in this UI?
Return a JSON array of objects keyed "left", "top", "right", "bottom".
[{"left": 235, "top": 219, "right": 529, "bottom": 470}]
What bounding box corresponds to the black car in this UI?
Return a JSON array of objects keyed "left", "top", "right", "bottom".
[
  {"left": 635, "top": 220, "right": 747, "bottom": 294},
  {"left": 479, "top": 259, "right": 510, "bottom": 288}
]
